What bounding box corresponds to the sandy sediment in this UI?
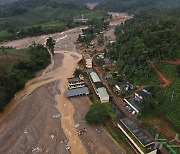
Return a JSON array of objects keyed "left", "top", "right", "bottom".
[
  {"left": 0, "top": 80, "right": 69, "bottom": 154},
  {"left": 71, "top": 97, "right": 125, "bottom": 154},
  {"left": 51, "top": 53, "right": 64, "bottom": 71},
  {"left": 0, "top": 51, "right": 87, "bottom": 154},
  {"left": 55, "top": 51, "right": 87, "bottom": 154},
  {"left": 0, "top": 15, "right": 132, "bottom": 153}
]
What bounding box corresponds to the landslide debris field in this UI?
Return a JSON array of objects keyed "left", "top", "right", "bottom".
[{"left": 0, "top": 13, "right": 130, "bottom": 154}]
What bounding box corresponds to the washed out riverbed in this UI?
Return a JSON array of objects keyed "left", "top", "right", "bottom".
[{"left": 0, "top": 13, "right": 131, "bottom": 154}]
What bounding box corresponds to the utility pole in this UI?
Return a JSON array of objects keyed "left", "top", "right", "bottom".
[{"left": 171, "top": 90, "right": 174, "bottom": 102}]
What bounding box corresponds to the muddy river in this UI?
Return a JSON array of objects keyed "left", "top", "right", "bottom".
[{"left": 0, "top": 13, "right": 131, "bottom": 154}]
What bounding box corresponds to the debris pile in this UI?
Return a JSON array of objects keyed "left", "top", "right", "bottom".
[
  {"left": 52, "top": 114, "right": 61, "bottom": 118},
  {"left": 32, "top": 146, "right": 42, "bottom": 152}
]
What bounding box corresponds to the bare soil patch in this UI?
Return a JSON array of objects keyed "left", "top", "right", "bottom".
[
  {"left": 86, "top": 3, "right": 99, "bottom": 10},
  {"left": 0, "top": 81, "right": 69, "bottom": 154},
  {"left": 71, "top": 96, "right": 125, "bottom": 154},
  {"left": 162, "top": 59, "right": 180, "bottom": 65},
  {"left": 150, "top": 61, "right": 171, "bottom": 87}
]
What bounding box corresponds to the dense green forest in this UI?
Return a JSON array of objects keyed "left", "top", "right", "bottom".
[
  {"left": 0, "top": 44, "right": 50, "bottom": 112},
  {"left": 96, "top": 0, "right": 180, "bottom": 13},
  {"left": 105, "top": 9, "right": 180, "bottom": 84},
  {"left": 0, "top": 0, "right": 17, "bottom": 5},
  {"left": 0, "top": 0, "right": 106, "bottom": 41},
  {"left": 145, "top": 63, "right": 180, "bottom": 131},
  {"left": 104, "top": 8, "right": 180, "bottom": 130}
]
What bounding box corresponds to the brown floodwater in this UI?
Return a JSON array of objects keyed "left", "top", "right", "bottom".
[
  {"left": 0, "top": 50, "right": 87, "bottom": 153},
  {"left": 0, "top": 50, "right": 54, "bottom": 123},
  {"left": 55, "top": 51, "right": 87, "bottom": 154}
]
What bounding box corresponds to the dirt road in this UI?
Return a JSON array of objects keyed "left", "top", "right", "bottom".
[
  {"left": 161, "top": 59, "right": 180, "bottom": 65},
  {"left": 0, "top": 14, "right": 128, "bottom": 154},
  {"left": 150, "top": 61, "right": 171, "bottom": 88}
]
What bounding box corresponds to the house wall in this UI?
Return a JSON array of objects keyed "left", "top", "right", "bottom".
[
  {"left": 100, "top": 96, "right": 109, "bottom": 103},
  {"left": 68, "top": 84, "right": 85, "bottom": 89},
  {"left": 68, "top": 80, "right": 85, "bottom": 89},
  {"left": 69, "top": 81, "right": 84, "bottom": 85},
  {"left": 86, "top": 60, "right": 92, "bottom": 68},
  {"left": 84, "top": 57, "right": 92, "bottom": 68}
]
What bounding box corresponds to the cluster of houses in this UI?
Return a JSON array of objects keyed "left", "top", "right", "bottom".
[
  {"left": 65, "top": 52, "right": 157, "bottom": 154},
  {"left": 65, "top": 53, "right": 110, "bottom": 104},
  {"left": 124, "top": 89, "right": 152, "bottom": 114},
  {"left": 113, "top": 80, "right": 134, "bottom": 95},
  {"left": 65, "top": 74, "right": 90, "bottom": 98}
]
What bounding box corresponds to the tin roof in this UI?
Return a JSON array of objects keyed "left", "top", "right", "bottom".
[
  {"left": 66, "top": 87, "right": 89, "bottom": 97},
  {"left": 83, "top": 54, "right": 91, "bottom": 60},
  {"left": 90, "top": 72, "right": 101, "bottom": 83},
  {"left": 68, "top": 77, "right": 83, "bottom": 83},
  {"left": 97, "top": 87, "right": 109, "bottom": 99},
  {"left": 121, "top": 117, "right": 153, "bottom": 147}
]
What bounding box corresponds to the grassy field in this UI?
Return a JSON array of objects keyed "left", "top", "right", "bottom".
[{"left": 0, "top": 48, "right": 29, "bottom": 70}]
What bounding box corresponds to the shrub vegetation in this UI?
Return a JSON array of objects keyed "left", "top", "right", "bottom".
[{"left": 0, "top": 44, "right": 50, "bottom": 112}]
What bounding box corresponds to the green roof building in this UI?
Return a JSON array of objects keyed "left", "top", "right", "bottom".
[
  {"left": 97, "top": 87, "right": 109, "bottom": 103},
  {"left": 90, "top": 72, "right": 101, "bottom": 83}
]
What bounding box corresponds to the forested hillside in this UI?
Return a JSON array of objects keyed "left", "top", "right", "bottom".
[
  {"left": 104, "top": 9, "right": 180, "bottom": 131},
  {"left": 0, "top": 0, "right": 17, "bottom": 5},
  {"left": 105, "top": 9, "right": 180, "bottom": 84},
  {"left": 97, "top": 0, "right": 180, "bottom": 13},
  {"left": 0, "top": 45, "right": 50, "bottom": 112},
  {"left": 0, "top": 0, "right": 106, "bottom": 41}
]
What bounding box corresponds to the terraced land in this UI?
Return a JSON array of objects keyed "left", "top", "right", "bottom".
[{"left": 155, "top": 62, "right": 180, "bottom": 130}]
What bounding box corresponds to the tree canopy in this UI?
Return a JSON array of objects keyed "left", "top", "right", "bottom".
[
  {"left": 0, "top": 44, "right": 50, "bottom": 112},
  {"left": 96, "top": 0, "right": 180, "bottom": 13},
  {"left": 46, "top": 37, "right": 56, "bottom": 55},
  {"left": 105, "top": 9, "right": 180, "bottom": 84},
  {"left": 85, "top": 103, "right": 116, "bottom": 125}
]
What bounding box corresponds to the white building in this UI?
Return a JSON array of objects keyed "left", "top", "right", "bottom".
[
  {"left": 67, "top": 75, "right": 85, "bottom": 89},
  {"left": 83, "top": 54, "right": 92, "bottom": 68},
  {"left": 135, "top": 89, "right": 151, "bottom": 100}
]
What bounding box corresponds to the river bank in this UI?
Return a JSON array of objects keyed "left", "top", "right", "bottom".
[{"left": 0, "top": 12, "right": 131, "bottom": 154}]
